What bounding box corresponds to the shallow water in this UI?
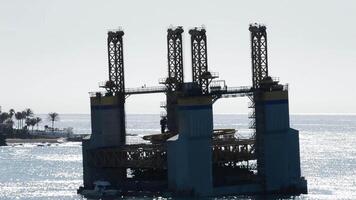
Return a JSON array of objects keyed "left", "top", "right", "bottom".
[{"left": 0, "top": 114, "right": 355, "bottom": 200}]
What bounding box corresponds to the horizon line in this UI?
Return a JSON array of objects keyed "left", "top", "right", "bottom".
[{"left": 32, "top": 112, "right": 356, "bottom": 116}]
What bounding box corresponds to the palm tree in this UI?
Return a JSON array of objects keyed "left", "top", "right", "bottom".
[
  {"left": 4, "top": 119, "right": 14, "bottom": 128},
  {"left": 14, "top": 111, "right": 27, "bottom": 129},
  {"left": 21, "top": 111, "right": 27, "bottom": 129},
  {"left": 48, "top": 112, "right": 59, "bottom": 131},
  {"left": 0, "top": 112, "right": 10, "bottom": 123},
  {"left": 24, "top": 108, "right": 33, "bottom": 118},
  {"left": 2, "top": 118, "right": 14, "bottom": 134},
  {"left": 25, "top": 118, "right": 32, "bottom": 131},
  {"left": 26, "top": 118, "right": 37, "bottom": 132},
  {"left": 15, "top": 112, "right": 22, "bottom": 129},
  {"left": 9, "top": 109, "right": 15, "bottom": 119},
  {"left": 35, "top": 117, "right": 42, "bottom": 130},
  {"left": 8, "top": 109, "right": 15, "bottom": 130}
]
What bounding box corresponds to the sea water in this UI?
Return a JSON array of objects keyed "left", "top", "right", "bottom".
[{"left": 0, "top": 114, "right": 355, "bottom": 200}]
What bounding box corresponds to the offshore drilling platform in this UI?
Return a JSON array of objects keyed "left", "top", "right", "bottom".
[{"left": 79, "top": 24, "right": 308, "bottom": 197}]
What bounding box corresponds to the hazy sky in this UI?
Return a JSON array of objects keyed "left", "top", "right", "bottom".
[{"left": 0, "top": 0, "right": 355, "bottom": 114}]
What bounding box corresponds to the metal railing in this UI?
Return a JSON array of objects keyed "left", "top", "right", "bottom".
[
  {"left": 225, "top": 86, "right": 252, "bottom": 93},
  {"left": 88, "top": 91, "right": 106, "bottom": 97},
  {"left": 209, "top": 71, "right": 219, "bottom": 78},
  {"left": 89, "top": 86, "right": 167, "bottom": 97},
  {"left": 158, "top": 78, "right": 167, "bottom": 84},
  {"left": 220, "top": 93, "right": 250, "bottom": 99},
  {"left": 98, "top": 81, "right": 107, "bottom": 88},
  {"left": 125, "top": 86, "right": 167, "bottom": 95},
  {"left": 283, "top": 84, "right": 289, "bottom": 91},
  {"left": 210, "top": 85, "right": 252, "bottom": 94},
  {"left": 210, "top": 80, "right": 226, "bottom": 90},
  {"left": 271, "top": 77, "right": 280, "bottom": 82}
]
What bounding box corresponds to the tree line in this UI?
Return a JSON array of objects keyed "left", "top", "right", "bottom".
[{"left": 0, "top": 108, "right": 60, "bottom": 134}]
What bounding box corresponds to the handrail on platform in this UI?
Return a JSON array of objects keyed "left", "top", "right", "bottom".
[{"left": 125, "top": 86, "right": 167, "bottom": 94}]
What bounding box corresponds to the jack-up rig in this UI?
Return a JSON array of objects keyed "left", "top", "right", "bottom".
[{"left": 79, "top": 24, "right": 307, "bottom": 197}]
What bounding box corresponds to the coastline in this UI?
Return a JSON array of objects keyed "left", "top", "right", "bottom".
[{"left": 6, "top": 138, "right": 65, "bottom": 144}]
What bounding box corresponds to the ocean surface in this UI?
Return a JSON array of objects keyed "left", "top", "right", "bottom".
[{"left": 0, "top": 114, "right": 355, "bottom": 200}]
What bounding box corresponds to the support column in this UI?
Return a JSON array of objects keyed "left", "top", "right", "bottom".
[
  {"left": 82, "top": 30, "right": 127, "bottom": 189},
  {"left": 249, "top": 23, "right": 270, "bottom": 187},
  {"left": 167, "top": 95, "right": 213, "bottom": 196},
  {"left": 258, "top": 87, "right": 307, "bottom": 193},
  {"left": 165, "top": 26, "right": 184, "bottom": 134},
  {"left": 249, "top": 23, "right": 307, "bottom": 194}
]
